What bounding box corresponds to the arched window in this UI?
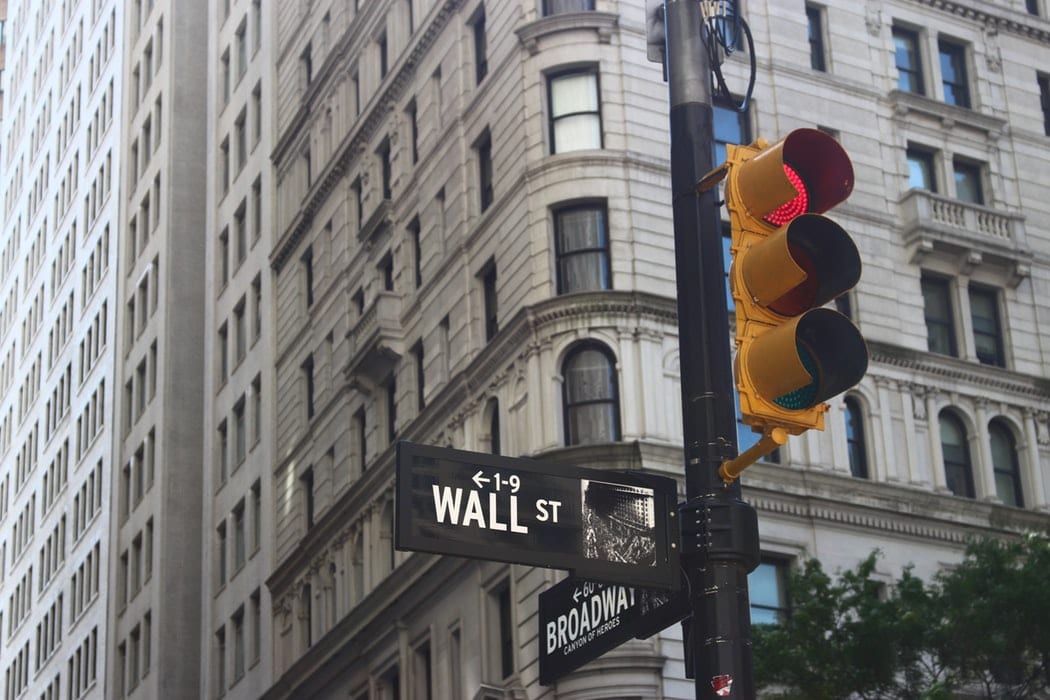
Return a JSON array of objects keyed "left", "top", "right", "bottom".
[
  {"left": 989, "top": 420, "right": 1023, "bottom": 507},
  {"left": 844, "top": 397, "right": 868, "bottom": 478},
  {"left": 562, "top": 342, "right": 621, "bottom": 445},
  {"left": 939, "top": 412, "right": 975, "bottom": 498}
]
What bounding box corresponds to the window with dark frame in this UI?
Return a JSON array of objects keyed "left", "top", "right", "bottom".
[
  {"left": 477, "top": 130, "right": 493, "bottom": 212},
  {"left": 352, "top": 176, "right": 363, "bottom": 231},
  {"left": 1027, "top": 0, "right": 1040, "bottom": 15},
  {"left": 939, "top": 411, "right": 975, "bottom": 498},
  {"left": 413, "top": 639, "right": 433, "bottom": 700},
  {"left": 355, "top": 408, "right": 367, "bottom": 472},
  {"left": 953, "top": 159, "right": 983, "bottom": 205},
  {"left": 749, "top": 560, "right": 789, "bottom": 624},
  {"left": 553, "top": 203, "right": 610, "bottom": 294},
  {"left": 548, "top": 68, "right": 602, "bottom": 153},
  {"left": 921, "top": 275, "right": 957, "bottom": 357},
  {"left": 489, "top": 580, "right": 514, "bottom": 680},
  {"left": 938, "top": 39, "right": 970, "bottom": 108},
  {"left": 379, "top": 137, "right": 392, "bottom": 200},
  {"left": 844, "top": 396, "right": 869, "bottom": 479},
  {"left": 543, "top": 0, "right": 595, "bottom": 15},
  {"left": 301, "top": 43, "right": 313, "bottom": 85},
  {"left": 892, "top": 27, "right": 924, "bottom": 95},
  {"left": 989, "top": 420, "right": 1023, "bottom": 507},
  {"left": 381, "top": 254, "right": 394, "bottom": 292},
  {"left": 906, "top": 147, "right": 937, "bottom": 192},
  {"left": 481, "top": 261, "right": 497, "bottom": 341},
  {"left": 562, "top": 342, "right": 621, "bottom": 445},
  {"left": 1039, "top": 73, "right": 1050, "bottom": 136},
  {"left": 378, "top": 31, "right": 388, "bottom": 78},
  {"left": 302, "top": 354, "right": 315, "bottom": 419},
  {"left": 409, "top": 217, "right": 422, "bottom": 288},
  {"left": 407, "top": 99, "right": 419, "bottom": 164},
  {"left": 473, "top": 8, "right": 487, "bottom": 84},
  {"left": 413, "top": 341, "right": 425, "bottom": 411},
  {"left": 488, "top": 399, "right": 500, "bottom": 455},
  {"left": 968, "top": 284, "right": 1004, "bottom": 367},
  {"left": 806, "top": 4, "right": 826, "bottom": 72}
]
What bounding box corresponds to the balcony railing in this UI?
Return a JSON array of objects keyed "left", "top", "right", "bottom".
[{"left": 898, "top": 189, "right": 1029, "bottom": 284}]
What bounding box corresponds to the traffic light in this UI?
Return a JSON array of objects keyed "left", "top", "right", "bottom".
[{"left": 715, "top": 129, "right": 868, "bottom": 479}]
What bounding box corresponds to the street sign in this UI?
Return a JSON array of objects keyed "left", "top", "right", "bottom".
[
  {"left": 395, "top": 442, "right": 679, "bottom": 588},
  {"left": 538, "top": 577, "right": 690, "bottom": 685}
]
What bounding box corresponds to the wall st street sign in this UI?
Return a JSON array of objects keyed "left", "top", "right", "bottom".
[
  {"left": 395, "top": 442, "right": 679, "bottom": 588},
  {"left": 538, "top": 577, "right": 690, "bottom": 685}
]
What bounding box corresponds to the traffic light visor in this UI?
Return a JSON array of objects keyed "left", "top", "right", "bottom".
[
  {"left": 745, "top": 308, "right": 868, "bottom": 409},
  {"left": 741, "top": 214, "right": 862, "bottom": 317},
  {"left": 733, "top": 129, "right": 854, "bottom": 225}
]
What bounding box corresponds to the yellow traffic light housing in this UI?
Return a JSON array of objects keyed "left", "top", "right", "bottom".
[{"left": 712, "top": 129, "right": 868, "bottom": 481}]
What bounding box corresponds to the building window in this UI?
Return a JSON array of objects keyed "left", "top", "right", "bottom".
[
  {"left": 969, "top": 285, "right": 1004, "bottom": 367},
  {"left": 990, "top": 420, "right": 1023, "bottom": 507},
  {"left": 217, "top": 522, "right": 228, "bottom": 586},
  {"left": 476, "top": 130, "right": 493, "bottom": 212},
  {"left": 714, "top": 99, "right": 750, "bottom": 166},
  {"left": 302, "top": 246, "right": 314, "bottom": 308},
  {"left": 379, "top": 137, "right": 392, "bottom": 200},
  {"left": 844, "top": 396, "right": 868, "bottom": 478},
  {"left": 218, "top": 419, "right": 229, "bottom": 484},
  {"left": 906, "top": 147, "right": 937, "bottom": 192},
  {"left": 893, "top": 27, "right": 924, "bottom": 95},
  {"left": 215, "top": 627, "right": 227, "bottom": 697},
  {"left": 921, "top": 275, "right": 957, "bottom": 357},
  {"left": 232, "top": 608, "right": 245, "bottom": 681},
  {"left": 301, "top": 467, "right": 315, "bottom": 530},
  {"left": 385, "top": 375, "right": 397, "bottom": 444},
  {"left": 554, "top": 203, "right": 610, "bottom": 294},
  {"left": 1027, "top": 0, "right": 1040, "bottom": 14},
  {"left": 953, "top": 159, "right": 983, "bottom": 204},
  {"left": 480, "top": 261, "right": 498, "bottom": 341},
  {"left": 562, "top": 342, "right": 621, "bottom": 445},
  {"left": 472, "top": 8, "right": 487, "bottom": 85},
  {"left": 413, "top": 341, "right": 425, "bottom": 410},
  {"left": 938, "top": 39, "right": 970, "bottom": 108},
  {"left": 487, "top": 580, "right": 514, "bottom": 680},
  {"left": 543, "top": 0, "right": 594, "bottom": 14},
  {"left": 1039, "top": 73, "right": 1050, "bottom": 137},
  {"left": 548, "top": 69, "right": 602, "bottom": 153},
  {"left": 939, "top": 411, "right": 975, "bottom": 498},
  {"left": 487, "top": 398, "right": 500, "bottom": 456},
  {"left": 409, "top": 217, "right": 422, "bottom": 288},
  {"left": 749, "top": 560, "right": 789, "bottom": 624},
  {"left": 406, "top": 99, "right": 419, "bottom": 164},
  {"left": 303, "top": 354, "right": 315, "bottom": 419},
  {"left": 355, "top": 408, "right": 367, "bottom": 472},
  {"left": 806, "top": 4, "right": 827, "bottom": 72},
  {"left": 233, "top": 398, "right": 246, "bottom": 466}
]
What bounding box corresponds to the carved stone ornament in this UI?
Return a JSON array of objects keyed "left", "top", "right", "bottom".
[
  {"left": 865, "top": 2, "right": 882, "bottom": 37},
  {"left": 1037, "top": 412, "right": 1050, "bottom": 446},
  {"left": 984, "top": 26, "right": 1002, "bottom": 74}
]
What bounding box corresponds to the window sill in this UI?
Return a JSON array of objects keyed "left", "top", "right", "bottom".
[
  {"left": 888, "top": 90, "right": 1006, "bottom": 137},
  {"left": 515, "top": 11, "right": 618, "bottom": 54}
]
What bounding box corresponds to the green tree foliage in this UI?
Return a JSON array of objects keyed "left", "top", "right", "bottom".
[{"left": 752, "top": 533, "right": 1050, "bottom": 699}]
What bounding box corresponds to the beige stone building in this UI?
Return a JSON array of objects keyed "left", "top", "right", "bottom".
[{"left": 258, "top": 0, "right": 1050, "bottom": 698}]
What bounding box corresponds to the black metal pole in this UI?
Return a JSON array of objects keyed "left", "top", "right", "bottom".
[{"left": 663, "top": 2, "right": 760, "bottom": 698}]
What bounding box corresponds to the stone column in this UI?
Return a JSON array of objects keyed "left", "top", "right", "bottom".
[
  {"left": 926, "top": 390, "right": 950, "bottom": 493},
  {"left": 973, "top": 398, "right": 999, "bottom": 502},
  {"left": 1024, "top": 409, "right": 1049, "bottom": 510}
]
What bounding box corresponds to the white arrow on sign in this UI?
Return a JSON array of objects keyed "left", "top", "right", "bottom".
[
  {"left": 472, "top": 470, "right": 490, "bottom": 488},
  {"left": 573, "top": 588, "right": 582, "bottom": 603}
]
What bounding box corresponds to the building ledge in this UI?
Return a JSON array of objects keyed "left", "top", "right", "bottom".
[
  {"left": 888, "top": 90, "right": 1007, "bottom": 137},
  {"left": 515, "top": 12, "right": 618, "bottom": 55},
  {"left": 899, "top": 188, "right": 1031, "bottom": 287},
  {"left": 357, "top": 199, "right": 392, "bottom": 244}
]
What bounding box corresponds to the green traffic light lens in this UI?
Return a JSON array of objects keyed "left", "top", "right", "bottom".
[{"left": 773, "top": 343, "right": 819, "bottom": 410}]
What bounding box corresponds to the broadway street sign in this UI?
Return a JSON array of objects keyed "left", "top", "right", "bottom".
[
  {"left": 395, "top": 442, "right": 679, "bottom": 588},
  {"left": 538, "top": 577, "right": 690, "bottom": 685}
]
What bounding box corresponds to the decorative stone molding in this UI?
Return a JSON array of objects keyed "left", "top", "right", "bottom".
[
  {"left": 515, "top": 12, "right": 619, "bottom": 55},
  {"left": 865, "top": 1, "right": 882, "bottom": 36}
]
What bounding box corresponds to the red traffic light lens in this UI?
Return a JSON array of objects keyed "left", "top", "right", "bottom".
[{"left": 763, "top": 164, "right": 808, "bottom": 227}]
